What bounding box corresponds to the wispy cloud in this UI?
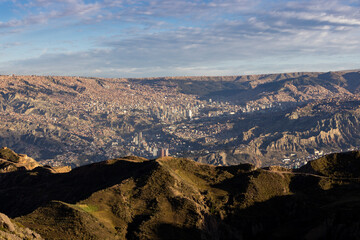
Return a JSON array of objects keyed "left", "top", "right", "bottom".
[
  {"left": 0, "top": 0, "right": 102, "bottom": 30},
  {"left": 0, "top": 0, "right": 359, "bottom": 77}
]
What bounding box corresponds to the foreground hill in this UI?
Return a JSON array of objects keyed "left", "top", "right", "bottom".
[
  {"left": 1, "top": 149, "right": 360, "bottom": 239},
  {"left": 0, "top": 212, "right": 42, "bottom": 240},
  {"left": 1, "top": 70, "right": 360, "bottom": 168}
]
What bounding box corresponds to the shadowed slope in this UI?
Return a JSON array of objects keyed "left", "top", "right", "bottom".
[
  {"left": 299, "top": 151, "right": 360, "bottom": 178},
  {"left": 0, "top": 156, "right": 155, "bottom": 217},
  {"left": 1, "top": 149, "right": 360, "bottom": 239}
]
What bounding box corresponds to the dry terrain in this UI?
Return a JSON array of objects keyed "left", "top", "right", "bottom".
[{"left": 1, "top": 70, "right": 360, "bottom": 167}]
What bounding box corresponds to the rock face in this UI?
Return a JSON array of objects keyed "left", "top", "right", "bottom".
[
  {"left": 0, "top": 149, "right": 360, "bottom": 239},
  {"left": 0, "top": 212, "right": 43, "bottom": 240},
  {"left": 0, "top": 147, "right": 41, "bottom": 173},
  {"left": 0, "top": 212, "right": 15, "bottom": 232},
  {"left": 0, "top": 147, "right": 72, "bottom": 174}
]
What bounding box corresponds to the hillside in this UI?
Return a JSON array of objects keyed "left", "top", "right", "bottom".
[
  {"left": 1, "top": 70, "right": 360, "bottom": 168},
  {"left": 0, "top": 212, "right": 42, "bottom": 240},
  {"left": 1, "top": 148, "right": 360, "bottom": 239}
]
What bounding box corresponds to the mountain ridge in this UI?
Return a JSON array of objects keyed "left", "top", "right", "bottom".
[{"left": 1, "top": 148, "right": 360, "bottom": 239}]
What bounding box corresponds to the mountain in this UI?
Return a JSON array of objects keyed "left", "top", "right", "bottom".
[
  {"left": 1, "top": 148, "right": 360, "bottom": 239},
  {"left": 1, "top": 70, "right": 360, "bottom": 168}
]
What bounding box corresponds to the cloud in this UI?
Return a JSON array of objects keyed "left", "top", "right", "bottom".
[
  {"left": 2, "top": 15, "right": 359, "bottom": 77},
  {"left": 0, "top": 0, "right": 359, "bottom": 77},
  {"left": 272, "top": 11, "right": 360, "bottom": 26},
  {"left": 0, "top": 0, "right": 259, "bottom": 31},
  {"left": 0, "top": 0, "right": 102, "bottom": 31},
  {"left": 0, "top": 42, "right": 21, "bottom": 49},
  {"left": 2, "top": 0, "right": 357, "bottom": 32}
]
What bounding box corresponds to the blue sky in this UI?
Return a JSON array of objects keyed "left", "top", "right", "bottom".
[{"left": 0, "top": 0, "right": 359, "bottom": 77}]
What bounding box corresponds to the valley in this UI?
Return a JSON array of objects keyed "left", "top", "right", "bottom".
[{"left": 1, "top": 70, "right": 360, "bottom": 168}]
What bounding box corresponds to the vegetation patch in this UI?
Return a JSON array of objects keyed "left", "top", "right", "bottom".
[{"left": 77, "top": 204, "right": 99, "bottom": 213}]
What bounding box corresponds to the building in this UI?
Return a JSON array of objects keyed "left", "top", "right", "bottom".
[
  {"left": 187, "top": 110, "right": 192, "bottom": 119},
  {"left": 160, "top": 148, "right": 169, "bottom": 157}
]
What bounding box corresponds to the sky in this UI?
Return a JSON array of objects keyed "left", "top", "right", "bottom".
[{"left": 0, "top": 0, "right": 359, "bottom": 78}]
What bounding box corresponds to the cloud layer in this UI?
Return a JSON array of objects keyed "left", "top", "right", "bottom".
[{"left": 0, "top": 0, "right": 359, "bottom": 77}]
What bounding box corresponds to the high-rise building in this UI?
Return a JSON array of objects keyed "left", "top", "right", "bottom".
[
  {"left": 160, "top": 148, "right": 165, "bottom": 157},
  {"left": 152, "top": 147, "right": 158, "bottom": 157},
  {"left": 187, "top": 109, "right": 192, "bottom": 119},
  {"left": 133, "top": 134, "right": 139, "bottom": 145},
  {"left": 160, "top": 148, "right": 169, "bottom": 157}
]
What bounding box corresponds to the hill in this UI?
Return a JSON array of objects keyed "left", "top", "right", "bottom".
[{"left": 1, "top": 148, "right": 360, "bottom": 239}]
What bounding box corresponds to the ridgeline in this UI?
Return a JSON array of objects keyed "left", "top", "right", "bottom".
[{"left": 1, "top": 148, "right": 360, "bottom": 239}]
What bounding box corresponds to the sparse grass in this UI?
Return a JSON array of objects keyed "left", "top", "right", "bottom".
[{"left": 77, "top": 204, "right": 99, "bottom": 213}]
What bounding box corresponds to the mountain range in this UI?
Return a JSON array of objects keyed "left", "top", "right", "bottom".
[{"left": 1, "top": 147, "right": 360, "bottom": 239}]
